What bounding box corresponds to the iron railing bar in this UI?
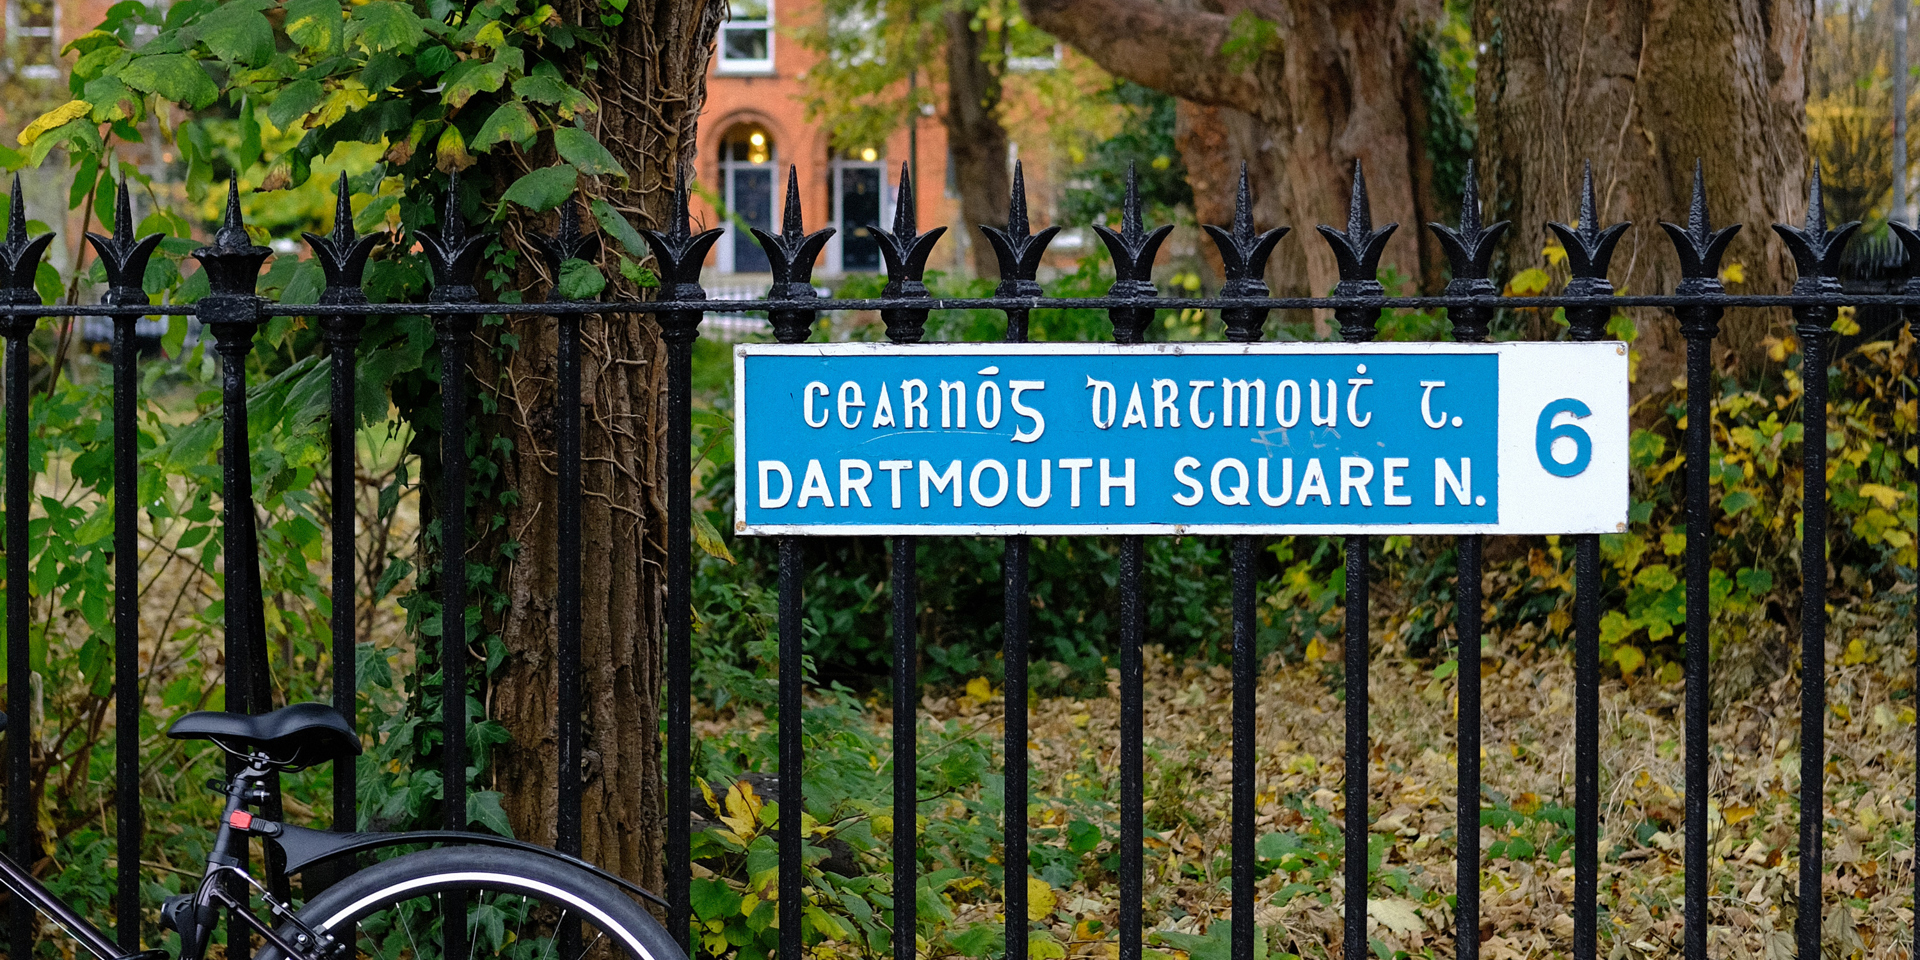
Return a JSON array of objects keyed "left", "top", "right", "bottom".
[
  {"left": 556, "top": 307, "right": 584, "bottom": 848},
  {"left": 5, "top": 317, "right": 35, "bottom": 954},
  {"left": 27, "top": 290, "right": 1920, "bottom": 320},
  {"left": 323, "top": 315, "right": 361, "bottom": 838},
  {"left": 1097, "top": 167, "right": 1162, "bottom": 960},
  {"left": 1003, "top": 293, "right": 1032, "bottom": 960},
  {"left": 891, "top": 533, "right": 918, "bottom": 960},
  {"left": 110, "top": 310, "right": 141, "bottom": 949},
  {"left": 777, "top": 534, "right": 805, "bottom": 960},
  {"left": 1229, "top": 535, "right": 1256, "bottom": 960},
  {"left": 663, "top": 315, "right": 699, "bottom": 955},
  {"left": 1117, "top": 534, "right": 1145, "bottom": 960},
  {"left": 1779, "top": 182, "right": 1850, "bottom": 959}
]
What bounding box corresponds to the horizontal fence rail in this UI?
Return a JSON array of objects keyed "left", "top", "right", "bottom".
[{"left": 0, "top": 151, "right": 1909, "bottom": 960}]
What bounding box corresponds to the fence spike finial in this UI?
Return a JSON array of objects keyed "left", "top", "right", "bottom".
[
  {"left": 86, "top": 180, "right": 163, "bottom": 303},
  {"left": 1424, "top": 160, "right": 1508, "bottom": 342},
  {"left": 331, "top": 171, "right": 354, "bottom": 249},
  {"left": 1458, "top": 160, "right": 1482, "bottom": 238},
  {"left": 1346, "top": 159, "right": 1372, "bottom": 238},
  {"left": 980, "top": 160, "right": 1059, "bottom": 298},
  {"left": 1204, "top": 161, "right": 1289, "bottom": 342},
  {"left": 782, "top": 165, "right": 804, "bottom": 239},
  {"left": 3, "top": 172, "right": 53, "bottom": 302},
  {"left": 1686, "top": 159, "right": 1711, "bottom": 244},
  {"left": 1231, "top": 163, "right": 1254, "bottom": 242},
  {"left": 892, "top": 163, "right": 918, "bottom": 239},
  {"left": 1122, "top": 161, "right": 1144, "bottom": 240},
  {"left": 873, "top": 164, "right": 946, "bottom": 343},
  {"left": 1093, "top": 162, "right": 1173, "bottom": 343},
  {"left": 1805, "top": 160, "right": 1827, "bottom": 235},
  {"left": 114, "top": 176, "right": 134, "bottom": 244},
  {"left": 1547, "top": 161, "right": 1632, "bottom": 334},
  {"left": 1008, "top": 160, "right": 1031, "bottom": 239},
  {"left": 673, "top": 165, "right": 692, "bottom": 240},
  {"left": 304, "top": 174, "right": 382, "bottom": 300},
  {"left": 5, "top": 174, "right": 24, "bottom": 247},
  {"left": 1772, "top": 160, "right": 1859, "bottom": 286},
  {"left": 442, "top": 170, "right": 466, "bottom": 247},
  {"left": 1317, "top": 160, "right": 1398, "bottom": 287},
  {"left": 1577, "top": 160, "right": 1599, "bottom": 242},
  {"left": 215, "top": 177, "right": 252, "bottom": 250},
  {"left": 752, "top": 165, "right": 834, "bottom": 343}
]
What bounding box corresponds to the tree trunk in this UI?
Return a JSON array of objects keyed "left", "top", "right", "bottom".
[
  {"left": 1473, "top": 0, "right": 1813, "bottom": 389},
  {"left": 477, "top": 0, "right": 725, "bottom": 899},
  {"left": 944, "top": 8, "right": 1013, "bottom": 278},
  {"left": 1022, "top": 0, "right": 1444, "bottom": 300}
]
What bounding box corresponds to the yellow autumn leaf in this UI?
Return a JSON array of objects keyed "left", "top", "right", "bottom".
[
  {"left": 1842, "top": 638, "right": 1873, "bottom": 666},
  {"left": 1505, "top": 267, "right": 1551, "bottom": 297},
  {"left": 18, "top": 100, "right": 92, "bottom": 147},
  {"left": 1831, "top": 700, "right": 1852, "bottom": 721},
  {"left": 720, "top": 780, "right": 761, "bottom": 837},
  {"left": 1857, "top": 483, "right": 1902, "bottom": 509},
  {"left": 1613, "top": 644, "right": 1646, "bottom": 675},
  {"left": 966, "top": 676, "right": 994, "bottom": 702},
  {"left": 1541, "top": 238, "right": 1568, "bottom": 267},
  {"left": 1029, "top": 933, "right": 1067, "bottom": 960},
  {"left": 1304, "top": 636, "right": 1326, "bottom": 662},
  {"left": 1513, "top": 792, "right": 1542, "bottom": 816},
  {"left": 1719, "top": 261, "right": 1746, "bottom": 285},
  {"left": 1027, "top": 876, "right": 1056, "bottom": 922},
  {"left": 1723, "top": 803, "right": 1756, "bottom": 826}
]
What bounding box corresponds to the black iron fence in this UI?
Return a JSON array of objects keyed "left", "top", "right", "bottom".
[{"left": 0, "top": 152, "right": 1912, "bottom": 960}]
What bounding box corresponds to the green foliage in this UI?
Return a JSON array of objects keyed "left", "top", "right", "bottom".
[{"left": 1058, "top": 82, "right": 1191, "bottom": 228}]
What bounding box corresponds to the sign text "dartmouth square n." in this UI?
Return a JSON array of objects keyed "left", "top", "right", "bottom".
[{"left": 734, "top": 342, "right": 1627, "bottom": 536}]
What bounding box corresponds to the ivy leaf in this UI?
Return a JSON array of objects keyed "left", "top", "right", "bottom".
[
  {"left": 470, "top": 100, "right": 537, "bottom": 151},
  {"left": 440, "top": 57, "right": 509, "bottom": 109},
  {"left": 511, "top": 74, "right": 594, "bottom": 118},
  {"left": 590, "top": 199, "right": 647, "bottom": 257},
  {"left": 434, "top": 124, "right": 473, "bottom": 172},
  {"left": 465, "top": 790, "right": 514, "bottom": 837},
  {"left": 348, "top": 1, "right": 426, "bottom": 54},
  {"left": 118, "top": 54, "right": 219, "bottom": 108},
  {"left": 284, "top": 0, "right": 342, "bottom": 53},
  {"left": 266, "top": 78, "right": 324, "bottom": 130},
  {"left": 553, "top": 126, "right": 625, "bottom": 179},
  {"left": 195, "top": 3, "right": 273, "bottom": 67},
  {"left": 556, "top": 258, "right": 606, "bottom": 300},
  {"left": 500, "top": 165, "right": 577, "bottom": 213}
]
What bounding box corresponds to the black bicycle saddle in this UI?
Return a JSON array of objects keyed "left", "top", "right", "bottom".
[{"left": 168, "top": 702, "right": 361, "bottom": 768}]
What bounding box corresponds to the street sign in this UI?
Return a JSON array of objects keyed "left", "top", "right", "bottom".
[{"left": 733, "top": 341, "right": 1627, "bottom": 536}]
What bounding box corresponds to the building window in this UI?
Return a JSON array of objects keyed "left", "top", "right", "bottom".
[
  {"left": 717, "top": 0, "right": 773, "bottom": 74},
  {"left": 8, "top": 0, "right": 58, "bottom": 80},
  {"left": 717, "top": 124, "right": 776, "bottom": 273}
]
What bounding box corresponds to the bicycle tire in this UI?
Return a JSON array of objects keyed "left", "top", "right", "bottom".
[{"left": 257, "top": 846, "right": 683, "bottom": 960}]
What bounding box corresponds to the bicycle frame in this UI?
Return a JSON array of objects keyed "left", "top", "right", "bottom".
[{"left": 0, "top": 846, "right": 126, "bottom": 960}]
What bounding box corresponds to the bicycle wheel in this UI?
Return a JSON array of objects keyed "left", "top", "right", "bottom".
[{"left": 259, "top": 846, "right": 682, "bottom": 960}]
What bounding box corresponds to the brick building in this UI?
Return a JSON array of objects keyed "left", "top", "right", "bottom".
[{"left": 694, "top": 0, "right": 964, "bottom": 279}]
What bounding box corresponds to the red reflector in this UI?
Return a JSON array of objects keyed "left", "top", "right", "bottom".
[{"left": 229, "top": 811, "right": 253, "bottom": 830}]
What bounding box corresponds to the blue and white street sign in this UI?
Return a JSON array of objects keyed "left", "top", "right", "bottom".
[{"left": 733, "top": 341, "right": 1627, "bottom": 535}]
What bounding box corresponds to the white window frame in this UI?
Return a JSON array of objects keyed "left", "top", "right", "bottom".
[
  {"left": 827, "top": 159, "right": 890, "bottom": 275},
  {"left": 8, "top": 0, "right": 59, "bottom": 80},
  {"left": 717, "top": 144, "right": 778, "bottom": 274},
  {"left": 1008, "top": 43, "right": 1062, "bottom": 73},
  {"left": 716, "top": 0, "right": 774, "bottom": 75}
]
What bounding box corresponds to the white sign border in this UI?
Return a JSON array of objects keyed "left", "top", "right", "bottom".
[{"left": 732, "top": 340, "right": 1630, "bottom": 537}]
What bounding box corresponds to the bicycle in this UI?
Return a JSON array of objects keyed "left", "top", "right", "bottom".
[{"left": 1, "top": 701, "right": 686, "bottom": 960}]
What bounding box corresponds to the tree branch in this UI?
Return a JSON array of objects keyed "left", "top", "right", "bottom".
[{"left": 1020, "top": 0, "right": 1268, "bottom": 113}]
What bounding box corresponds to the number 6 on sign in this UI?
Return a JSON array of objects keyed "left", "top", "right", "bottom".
[{"left": 1536, "top": 398, "right": 1594, "bottom": 477}]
